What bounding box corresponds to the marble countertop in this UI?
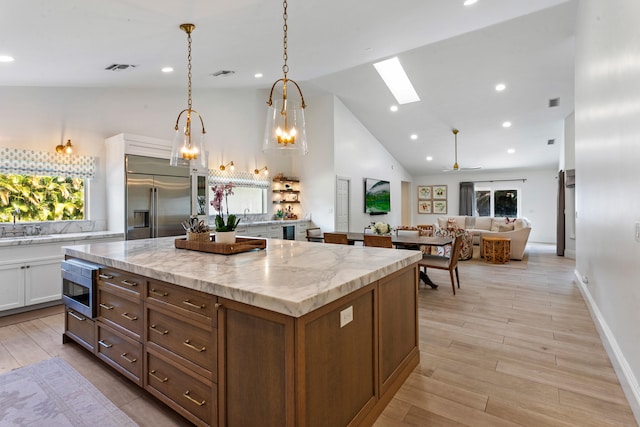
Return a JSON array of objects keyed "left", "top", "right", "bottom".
[
  {"left": 0, "top": 231, "right": 123, "bottom": 247},
  {"left": 63, "top": 237, "right": 421, "bottom": 317},
  {"left": 233, "top": 219, "right": 309, "bottom": 226}
]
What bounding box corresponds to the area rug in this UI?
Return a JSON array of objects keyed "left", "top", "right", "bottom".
[{"left": 0, "top": 357, "right": 137, "bottom": 426}]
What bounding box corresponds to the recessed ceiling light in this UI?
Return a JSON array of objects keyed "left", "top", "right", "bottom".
[
  {"left": 495, "top": 83, "right": 506, "bottom": 91},
  {"left": 507, "top": 148, "right": 516, "bottom": 154},
  {"left": 410, "top": 134, "right": 418, "bottom": 140},
  {"left": 502, "top": 121, "right": 512, "bottom": 128},
  {"left": 390, "top": 105, "right": 399, "bottom": 112},
  {"left": 0, "top": 55, "right": 15, "bottom": 63},
  {"left": 254, "top": 73, "right": 263, "bottom": 78},
  {"left": 426, "top": 156, "right": 433, "bottom": 161},
  {"left": 161, "top": 67, "right": 174, "bottom": 73},
  {"left": 373, "top": 57, "right": 420, "bottom": 105},
  {"left": 464, "top": 0, "right": 478, "bottom": 5}
]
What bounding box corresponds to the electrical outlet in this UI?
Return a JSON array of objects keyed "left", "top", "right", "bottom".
[
  {"left": 635, "top": 222, "right": 640, "bottom": 243},
  {"left": 340, "top": 306, "right": 353, "bottom": 328}
]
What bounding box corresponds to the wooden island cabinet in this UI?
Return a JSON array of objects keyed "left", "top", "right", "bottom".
[{"left": 62, "top": 237, "right": 421, "bottom": 426}]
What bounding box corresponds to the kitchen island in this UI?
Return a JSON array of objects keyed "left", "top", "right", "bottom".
[{"left": 62, "top": 237, "right": 422, "bottom": 427}]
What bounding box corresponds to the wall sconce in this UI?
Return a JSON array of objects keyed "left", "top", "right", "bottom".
[
  {"left": 254, "top": 166, "right": 269, "bottom": 176},
  {"left": 56, "top": 139, "right": 73, "bottom": 154},
  {"left": 219, "top": 161, "right": 235, "bottom": 171}
]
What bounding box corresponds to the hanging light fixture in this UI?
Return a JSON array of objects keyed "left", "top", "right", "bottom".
[
  {"left": 170, "top": 23, "right": 207, "bottom": 168},
  {"left": 263, "top": 0, "right": 308, "bottom": 155},
  {"left": 55, "top": 139, "right": 73, "bottom": 154}
]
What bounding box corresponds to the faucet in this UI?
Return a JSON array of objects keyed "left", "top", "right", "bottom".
[
  {"left": 12, "top": 208, "right": 20, "bottom": 226},
  {"left": 243, "top": 208, "right": 250, "bottom": 219}
]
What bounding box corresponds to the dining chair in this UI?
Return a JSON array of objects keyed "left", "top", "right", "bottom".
[
  {"left": 305, "top": 227, "right": 323, "bottom": 242},
  {"left": 418, "top": 236, "right": 463, "bottom": 294},
  {"left": 395, "top": 227, "right": 421, "bottom": 250},
  {"left": 363, "top": 234, "right": 393, "bottom": 248},
  {"left": 416, "top": 224, "right": 434, "bottom": 237},
  {"left": 323, "top": 232, "right": 349, "bottom": 245}
]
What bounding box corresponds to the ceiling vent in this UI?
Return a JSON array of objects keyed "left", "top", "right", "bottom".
[
  {"left": 548, "top": 97, "right": 560, "bottom": 108},
  {"left": 547, "top": 139, "right": 556, "bottom": 145},
  {"left": 211, "top": 70, "right": 235, "bottom": 77},
  {"left": 105, "top": 64, "right": 136, "bottom": 71}
]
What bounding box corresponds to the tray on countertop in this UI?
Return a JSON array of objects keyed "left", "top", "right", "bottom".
[{"left": 175, "top": 236, "right": 267, "bottom": 255}]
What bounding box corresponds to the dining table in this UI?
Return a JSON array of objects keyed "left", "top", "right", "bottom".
[{"left": 322, "top": 232, "right": 453, "bottom": 289}]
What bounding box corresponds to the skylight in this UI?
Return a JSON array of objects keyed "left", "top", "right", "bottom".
[{"left": 373, "top": 57, "right": 420, "bottom": 105}]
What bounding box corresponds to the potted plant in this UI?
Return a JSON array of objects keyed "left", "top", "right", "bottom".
[{"left": 211, "top": 183, "right": 241, "bottom": 243}]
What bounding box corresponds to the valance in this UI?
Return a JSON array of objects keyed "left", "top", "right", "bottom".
[
  {"left": 208, "top": 169, "right": 270, "bottom": 188},
  {"left": 0, "top": 147, "right": 96, "bottom": 179}
]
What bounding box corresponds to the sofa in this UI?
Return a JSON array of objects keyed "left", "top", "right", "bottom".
[{"left": 436, "top": 216, "right": 532, "bottom": 260}]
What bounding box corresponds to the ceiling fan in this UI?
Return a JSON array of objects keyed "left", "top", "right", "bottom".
[{"left": 443, "top": 128, "right": 482, "bottom": 172}]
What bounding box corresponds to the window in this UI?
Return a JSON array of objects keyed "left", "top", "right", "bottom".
[
  {"left": 0, "top": 174, "right": 85, "bottom": 222},
  {"left": 0, "top": 147, "right": 95, "bottom": 222},
  {"left": 475, "top": 186, "right": 519, "bottom": 218}
]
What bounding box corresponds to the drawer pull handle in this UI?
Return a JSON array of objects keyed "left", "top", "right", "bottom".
[
  {"left": 215, "top": 303, "right": 223, "bottom": 310},
  {"left": 120, "top": 353, "right": 137, "bottom": 363},
  {"left": 183, "top": 339, "right": 206, "bottom": 352},
  {"left": 121, "top": 279, "right": 138, "bottom": 287},
  {"left": 99, "top": 273, "right": 114, "bottom": 279},
  {"left": 149, "top": 288, "right": 168, "bottom": 297},
  {"left": 121, "top": 312, "right": 138, "bottom": 321},
  {"left": 68, "top": 311, "right": 86, "bottom": 321},
  {"left": 183, "top": 300, "right": 205, "bottom": 309},
  {"left": 99, "top": 303, "right": 114, "bottom": 311},
  {"left": 183, "top": 390, "right": 206, "bottom": 407},
  {"left": 98, "top": 340, "right": 112, "bottom": 349},
  {"left": 149, "top": 324, "right": 168, "bottom": 335},
  {"left": 149, "top": 370, "right": 168, "bottom": 383}
]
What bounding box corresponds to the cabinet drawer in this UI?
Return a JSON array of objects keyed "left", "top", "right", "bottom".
[
  {"left": 98, "top": 267, "right": 143, "bottom": 298},
  {"left": 147, "top": 279, "right": 215, "bottom": 323},
  {"left": 65, "top": 308, "right": 95, "bottom": 353},
  {"left": 147, "top": 308, "right": 216, "bottom": 375},
  {"left": 146, "top": 351, "right": 216, "bottom": 426},
  {"left": 98, "top": 288, "right": 143, "bottom": 340},
  {"left": 97, "top": 323, "right": 143, "bottom": 386}
]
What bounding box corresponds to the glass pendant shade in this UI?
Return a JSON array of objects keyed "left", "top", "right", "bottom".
[
  {"left": 263, "top": 98, "right": 307, "bottom": 155},
  {"left": 171, "top": 109, "right": 206, "bottom": 168}
]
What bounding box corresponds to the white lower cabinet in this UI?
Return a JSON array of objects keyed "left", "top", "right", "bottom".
[
  {"left": 0, "top": 263, "right": 25, "bottom": 311},
  {"left": 25, "top": 257, "right": 63, "bottom": 305},
  {"left": 0, "top": 257, "right": 61, "bottom": 311}
]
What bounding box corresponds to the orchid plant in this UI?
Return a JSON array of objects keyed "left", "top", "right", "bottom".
[{"left": 211, "top": 183, "right": 241, "bottom": 232}]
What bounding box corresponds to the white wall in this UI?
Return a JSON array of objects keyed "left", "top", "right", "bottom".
[
  {"left": 575, "top": 0, "right": 640, "bottom": 419},
  {"left": 412, "top": 169, "right": 558, "bottom": 243},
  {"left": 0, "top": 86, "right": 287, "bottom": 229},
  {"left": 333, "top": 97, "right": 413, "bottom": 232},
  {"left": 564, "top": 112, "right": 576, "bottom": 257}
]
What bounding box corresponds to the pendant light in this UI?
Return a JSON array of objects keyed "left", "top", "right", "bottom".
[
  {"left": 263, "top": 0, "right": 308, "bottom": 155},
  {"left": 55, "top": 139, "right": 73, "bottom": 154},
  {"left": 170, "top": 23, "right": 207, "bottom": 168}
]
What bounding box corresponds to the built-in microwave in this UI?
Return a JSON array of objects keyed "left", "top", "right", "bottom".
[{"left": 61, "top": 258, "right": 102, "bottom": 319}]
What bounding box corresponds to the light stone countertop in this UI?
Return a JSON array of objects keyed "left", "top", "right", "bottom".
[
  {"left": 0, "top": 231, "right": 124, "bottom": 247},
  {"left": 62, "top": 237, "right": 421, "bottom": 317}
]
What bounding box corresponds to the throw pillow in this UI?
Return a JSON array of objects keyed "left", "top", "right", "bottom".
[
  {"left": 505, "top": 217, "right": 515, "bottom": 224},
  {"left": 498, "top": 224, "right": 514, "bottom": 232},
  {"left": 446, "top": 217, "right": 460, "bottom": 230},
  {"left": 490, "top": 222, "right": 501, "bottom": 232}
]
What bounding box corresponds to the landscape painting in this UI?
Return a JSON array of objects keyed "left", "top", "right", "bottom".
[{"left": 364, "top": 178, "right": 391, "bottom": 214}]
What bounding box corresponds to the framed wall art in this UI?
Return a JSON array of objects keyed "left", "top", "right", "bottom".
[
  {"left": 433, "top": 185, "right": 447, "bottom": 200},
  {"left": 417, "top": 185, "right": 432, "bottom": 200},
  {"left": 418, "top": 200, "right": 432, "bottom": 214},
  {"left": 433, "top": 200, "right": 447, "bottom": 214}
]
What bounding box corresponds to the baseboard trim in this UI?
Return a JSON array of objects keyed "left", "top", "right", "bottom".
[{"left": 574, "top": 270, "right": 640, "bottom": 423}]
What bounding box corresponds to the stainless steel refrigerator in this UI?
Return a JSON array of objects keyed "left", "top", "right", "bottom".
[{"left": 125, "top": 155, "right": 191, "bottom": 240}]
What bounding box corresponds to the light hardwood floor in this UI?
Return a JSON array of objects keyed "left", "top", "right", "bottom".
[{"left": 0, "top": 243, "right": 636, "bottom": 426}]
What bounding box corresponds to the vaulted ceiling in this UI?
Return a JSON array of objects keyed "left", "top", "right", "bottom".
[{"left": 1, "top": 0, "right": 576, "bottom": 175}]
